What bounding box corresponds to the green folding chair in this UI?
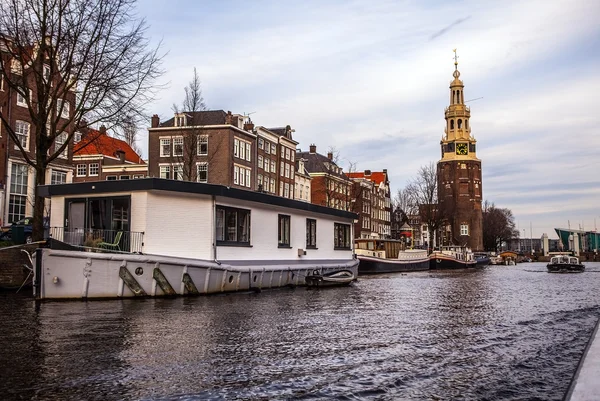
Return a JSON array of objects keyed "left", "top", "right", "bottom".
[{"left": 99, "top": 231, "right": 123, "bottom": 251}]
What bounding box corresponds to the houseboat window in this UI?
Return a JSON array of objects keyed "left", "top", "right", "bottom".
[
  {"left": 278, "top": 214, "right": 291, "bottom": 247},
  {"left": 334, "top": 223, "right": 351, "bottom": 250},
  {"left": 216, "top": 206, "right": 250, "bottom": 245},
  {"left": 106, "top": 176, "right": 117, "bottom": 180},
  {"left": 306, "top": 219, "right": 317, "bottom": 248}
]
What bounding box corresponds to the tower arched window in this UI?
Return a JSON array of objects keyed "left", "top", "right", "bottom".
[
  {"left": 458, "top": 119, "right": 462, "bottom": 129},
  {"left": 452, "top": 90, "right": 455, "bottom": 104},
  {"left": 457, "top": 90, "right": 460, "bottom": 104},
  {"left": 450, "top": 120, "right": 454, "bottom": 130},
  {"left": 465, "top": 120, "right": 468, "bottom": 130}
]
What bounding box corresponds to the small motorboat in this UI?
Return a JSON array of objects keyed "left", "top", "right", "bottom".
[
  {"left": 474, "top": 253, "right": 491, "bottom": 267},
  {"left": 547, "top": 255, "right": 585, "bottom": 273},
  {"left": 305, "top": 269, "right": 355, "bottom": 288}
]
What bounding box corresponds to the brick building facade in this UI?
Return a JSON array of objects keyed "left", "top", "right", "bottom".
[
  {"left": 297, "top": 145, "right": 352, "bottom": 211},
  {"left": 0, "top": 43, "right": 76, "bottom": 225},
  {"left": 347, "top": 170, "right": 391, "bottom": 239}
]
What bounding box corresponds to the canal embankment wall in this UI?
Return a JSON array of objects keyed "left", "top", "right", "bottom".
[{"left": 0, "top": 244, "right": 37, "bottom": 289}]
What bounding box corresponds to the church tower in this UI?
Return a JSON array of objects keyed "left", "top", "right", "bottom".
[{"left": 437, "top": 50, "right": 483, "bottom": 250}]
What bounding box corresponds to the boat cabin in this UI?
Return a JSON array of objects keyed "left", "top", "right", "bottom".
[
  {"left": 39, "top": 178, "right": 358, "bottom": 262},
  {"left": 549, "top": 255, "right": 579, "bottom": 265},
  {"left": 355, "top": 239, "right": 409, "bottom": 260}
]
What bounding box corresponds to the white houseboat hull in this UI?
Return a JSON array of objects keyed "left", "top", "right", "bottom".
[{"left": 34, "top": 249, "right": 359, "bottom": 299}]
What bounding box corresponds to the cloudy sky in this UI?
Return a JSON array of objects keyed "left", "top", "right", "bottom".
[{"left": 136, "top": 0, "right": 600, "bottom": 239}]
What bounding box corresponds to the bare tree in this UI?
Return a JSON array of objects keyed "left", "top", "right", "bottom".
[
  {"left": 408, "top": 162, "right": 445, "bottom": 249},
  {"left": 171, "top": 68, "right": 225, "bottom": 181},
  {"left": 0, "top": 0, "right": 163, "bottom": 240},
  {"left": 482, "top": 200, "right": 519, "bottom": 252},
  {"left": 115, "top": 114, "right": 142, "bottom": 156}
]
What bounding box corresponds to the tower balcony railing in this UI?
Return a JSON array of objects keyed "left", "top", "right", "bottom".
[{"left": 48, "top": 227, "right": 144, "bottom": 253}]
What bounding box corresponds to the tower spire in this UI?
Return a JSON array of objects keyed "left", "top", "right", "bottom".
[{"left": 453, "top": 48, "right": 459, "bottom": 70}]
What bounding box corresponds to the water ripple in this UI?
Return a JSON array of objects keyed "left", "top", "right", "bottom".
[{"left": 0, "top": 262, "right": 599, "bottom": 400}]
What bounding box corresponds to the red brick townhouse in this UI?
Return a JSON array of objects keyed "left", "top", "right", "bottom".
[
  {"left": 72, "top": 125, "right": 146, "bottom": 182},
  {"left": 297, "top": 144, "right": 353, "bottom": 211},
  {"left": 347, "top": 170, "right": 392, "bottom": 239},
  {"left": 0, "top": 38, "right": 76, "bottom": 225}
]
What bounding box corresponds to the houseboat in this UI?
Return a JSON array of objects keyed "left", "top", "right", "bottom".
[
  {"left": 429, "top": 246, "right": 477, "bottom": 269},
  {"left": 355, "top": 239, "right": 430, "bottom": 274},
  {"left": 34, "top": 178, "right": 359, "bottom": 299}
]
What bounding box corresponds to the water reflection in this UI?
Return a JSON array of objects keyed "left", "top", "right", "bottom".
[{"left": 0, "top": 262, "right": 599, "bottom": 400}]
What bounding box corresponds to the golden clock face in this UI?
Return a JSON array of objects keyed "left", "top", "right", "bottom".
[{"left": 456, "top": 143, "right": 468, "bottom": 155}]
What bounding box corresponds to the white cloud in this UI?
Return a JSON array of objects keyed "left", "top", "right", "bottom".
[{"left": 134, "top": 0, "right": 600, "bottom": 238}]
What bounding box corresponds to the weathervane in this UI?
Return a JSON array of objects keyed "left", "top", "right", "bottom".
[{"left": 453, "top": 48, "right": 459, "bottom": 70}]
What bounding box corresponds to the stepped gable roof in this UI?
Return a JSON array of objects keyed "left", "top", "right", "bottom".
[
  {"left": 347, "top": 171, "right": 388, "bottom": 185},
  {"left": 74, "top": 129, "right": 145, "bottom": 164},
  {"left": 296, "top": 151, "right": 348, "bottom": 180},
  {"left": 159, "top": 110, "right": 227, "bottom": 127}
]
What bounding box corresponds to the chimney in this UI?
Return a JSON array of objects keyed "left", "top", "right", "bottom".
[
  {"left": 327, "top": 152, "right": 333, "bottom": 160},
  {"left": 309, "top": 144, "right": 316, "bottom": 154},
  {"left": 116, "top": 150, "right": 126, "bottom": 163},
  {"left": 151, "top": 114, "right": 160, "bottom": 128},
  {"left": 225, "top": 111, "right": 233, "bottom": 125},
  {"left": 365, "top": 169, "right": 371, "bottom": 176},
  {"left": 243, "top": 122, "right": 254, "bottom": 131},
  {"left": 99, "top": 125, "right": 107, "bottom": 135}
]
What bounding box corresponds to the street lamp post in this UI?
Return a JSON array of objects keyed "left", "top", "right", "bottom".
[{"left": 523, "top": 229, "right": 526, "bottom": 254}]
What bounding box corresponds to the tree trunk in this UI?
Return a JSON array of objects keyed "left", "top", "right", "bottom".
[{"left": 32, "top": 164, "right": 46, "bottom": 242}]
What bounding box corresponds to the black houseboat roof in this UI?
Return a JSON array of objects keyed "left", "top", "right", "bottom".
[{"left": 38, "top": 178, "right": 358, "bottom": 220}]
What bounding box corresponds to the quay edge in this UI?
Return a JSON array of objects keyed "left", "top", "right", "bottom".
[{"left": 566, "top": 316, "right": 600, "bottom": 401}]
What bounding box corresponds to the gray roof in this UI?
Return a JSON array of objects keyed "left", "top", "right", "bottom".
[
  {"left": 296, "top": 151, "right": 349, "bottom": 180},
  {"left": 160, "top": 110, "right": 227, "bottom": 127}
]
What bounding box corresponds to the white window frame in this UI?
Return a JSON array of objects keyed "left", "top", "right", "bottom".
[
  {"left": 159, "top": 165, "right": 170, "bottom": 179},
  {"left": 197, "top": 135, "right": 208, "bottom": 155},
  {"left": 16, "top": 90, "right": 29, "bottom": 107},
  {"left": 160, "top": 138, "right": 171, "bottom": 157},
  {"left": 173, "top": 137, "right": 184, "bottom": 157},
  {"left": 258, "top": 155, "right": 263, "bottom": 169},
  {"left": 50, "top": 170, "right": 67, "bottom": 185},
  {"left": 264, "top": 158, "right": 270, "bottom": 173},
  {"left": 245, "top": 142, "right": 251, "bottom": 162},
  {"left": 460, "top": 224, "right": 469, "bottom": 236},
  {"left": 245, "top": 169, "right": 251, "bottom": 188},
  {"left": 58, "top": 99, "right": 70, "bottom": 118},
  {"left": 173, "top": 164, "right": 183, "bottom": 180},
  {"left": 55, "top": 132, "right": 68, "bottom": 158},
  {"left": 76, "top": 164, "right": 87, "bottom": 177},
  {"left": 89, "top": 163, "right": 99, "bottom": 176},
  {"left": 14, "top": 120, "right": 30, "bottom": 150},
  {"left": 234, "top": 165, "right": 239, "bottom": 185},
  {"left": 271, "top": 160, "right": 276, "bottom": 173},
  {"left": 196, "top": 162, "right": 208, "bottom": 183}
]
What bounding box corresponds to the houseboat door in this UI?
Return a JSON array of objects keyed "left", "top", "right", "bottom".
[{"left": 65, "top": 200, "right": 86, "bottom": 245}]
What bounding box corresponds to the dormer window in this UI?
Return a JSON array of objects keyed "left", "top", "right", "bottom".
[{"left": 174, "top": 114, "right": 187, "bottom": 127}]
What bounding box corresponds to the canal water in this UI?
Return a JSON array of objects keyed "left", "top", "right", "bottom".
[{"left": 1, "top": 262, "right": 599, "bottom": 401}]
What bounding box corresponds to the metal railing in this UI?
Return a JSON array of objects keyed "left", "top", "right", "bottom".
[{"left": 49, "top": 227, "right": 144, "bottom": 253}]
